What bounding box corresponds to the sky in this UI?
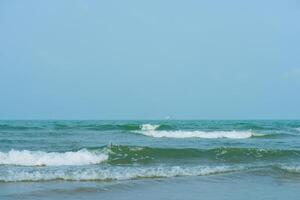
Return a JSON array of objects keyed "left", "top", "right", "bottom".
[{"left": 0, "top": 0, "right": 300, "bottom": 120}]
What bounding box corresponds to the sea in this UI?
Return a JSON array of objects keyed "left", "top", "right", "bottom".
[{"left": 0, "top": 120, "right": 300, "bottom": 200}]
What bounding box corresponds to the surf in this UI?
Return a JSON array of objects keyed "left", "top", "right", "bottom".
[
  {"left": 0, "top": 149, "right": 108, "bottom": 166},
  {"left": 135, "top": 124, "right": 257, "bottom": 139},
  {"left": 0, "top": 165, "right": 241, "bottom": 182}
]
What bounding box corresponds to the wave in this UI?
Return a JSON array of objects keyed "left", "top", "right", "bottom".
[
  {"left": 52, "top": 123, "right": 173, "bottom": 131},
  {"left": 1, "top": 122, "right": 298, "bottom": 136},
  {"left": 1, "top": 146, "right": 299, "bottom": 166},
  {"left": 0, "top": 124, "right": 42, "bottom": 131},
  {"left": 0, "top": 149, "right": 108, "bottom": 166},
  {"left": 136, "top": 124, "right": 257, "bottom": 139},
  {"left": 0, "top": 123, "right": 166, "bottom": 131},
  {"left": 0, "top": 165, "right": 241, "bottom": 182},
  {"left": 54, "top": 124, "right": 141, "bottom": 131},
  {"left": 2, "top": 163, "right": 300, "bottom": 182},
  {"left": 278, "top": 165, "right": 300, "bottom": 173},
  {"left": 137, "top": 130, "right": 255, "bottom": 139},
  {"left": 106, "top": 145, "right": 300, "bottom": 164}
]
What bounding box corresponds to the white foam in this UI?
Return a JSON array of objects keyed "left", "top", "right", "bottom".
[
  {"left": 141, "top": 124, "right": 161, "bottom": 131},
  {"left": 279, "top": 165, "right": 300, "bottom": 173},
  {"left": 0, "top": 165, "right": 240, "bottom": 182},
  {"left": 0, "top": 149, "right": 108, "bottom": 166},
  {"left": 137, "top": 125, "right": 254, "bottom": 139}
]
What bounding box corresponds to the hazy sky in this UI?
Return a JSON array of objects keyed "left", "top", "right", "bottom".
[{"left": 0, "top": 0, "right": 300, "bottom": 120}]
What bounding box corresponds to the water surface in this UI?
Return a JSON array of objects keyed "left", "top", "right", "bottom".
[{"left": 1, "top": 120, "right": 300, "bottom": 199}]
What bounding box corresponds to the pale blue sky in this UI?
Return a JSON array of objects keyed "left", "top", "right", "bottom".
[{"left": 0, "top": 0, "right": 300, "bottom": 120}]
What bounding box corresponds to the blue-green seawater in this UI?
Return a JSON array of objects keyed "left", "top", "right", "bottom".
[{"left": 1, "top": 120, "right": 300, "bottom": 200}]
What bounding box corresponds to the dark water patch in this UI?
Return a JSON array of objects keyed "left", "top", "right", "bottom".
[{"left": 88, "top": 145, "right": 300, "bottom": 165}]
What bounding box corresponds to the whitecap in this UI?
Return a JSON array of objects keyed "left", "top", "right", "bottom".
[
  {"left": 278, "top": 165, "right": 300, "bottom": 173},
  {"left": 0, "top": 149, "right": 108, "bottom": 166},
  {"left": 137, "top": 124, "right": 255, "bottom": 139}
]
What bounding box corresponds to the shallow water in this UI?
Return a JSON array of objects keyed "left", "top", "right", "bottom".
[{"left": 1, "top": 120, "right": 300, "bottom": 199}]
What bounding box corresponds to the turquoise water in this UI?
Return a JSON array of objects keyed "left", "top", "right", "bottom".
[{"left": 1, "top": 120, "right": 300, "bottom": 199}]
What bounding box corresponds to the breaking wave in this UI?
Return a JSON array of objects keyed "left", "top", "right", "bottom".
[
  {"left": 278, "top": 165, "right": 300, "bottom": 173},
  {"left": 0, "top": 149, "right": 108, "bottom": 166},
  {"left": 1, "top": 145, "right": 299, "bottom": 166},
  {"left": 136, "top": 124, "right": 258, "bottom": 139},
  {"left": 0, "top": 165, "right": 240, "bottom": 182}
]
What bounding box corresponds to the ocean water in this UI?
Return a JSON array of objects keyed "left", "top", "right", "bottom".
[{"left": 1, "top": 120, "right": 300, "bottom": 200}]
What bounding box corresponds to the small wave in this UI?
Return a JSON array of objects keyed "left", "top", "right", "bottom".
[
  {"left": 141, "top": 124, "right": 161, "bottom": 131},
  {"left": 106, "top": 145, "right": 300, "bottom": 164},
  {"left": 0, "top": 149, "right": 108, "bottom": 166},
  {"left": 48, "top": 123, "right": 142, "bottom": 131},
  {"left": 137, "top": 125, "right": 256, "bottom": 139},
  {"left": 278, "top": 165, "right": 300, "bottom": 173},
  {"left": 0, "top": 165, "right": 241, "bottom": 182},
  {"left": 0, "top": 124, "right": 42, "bottom": 131},
  {"left": 83, "top": 124, "right": 141, "bottom": 131},
  {"left": 2, "top": 146, "right": 298, "bottom": 166}
]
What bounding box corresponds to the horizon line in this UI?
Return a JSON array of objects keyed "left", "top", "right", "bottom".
[{"left": 0, "top": 119, "right": 299, "bottom": 121}]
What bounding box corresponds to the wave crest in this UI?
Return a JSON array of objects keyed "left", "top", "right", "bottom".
[
  {"left": 2, "top": 146, "right": 298, "bottom": 166},
  {"left": 141, "top": 124, "right": 161, "bottom": 131},
  {"left": 136, "top": 125, "right": 255, "bottom": 139},
  {"left": 0, "top": 149, "right": 108, "bottom": 166},
  {"left": 278, "top": 165, "right": 300, "bottom": 173}
]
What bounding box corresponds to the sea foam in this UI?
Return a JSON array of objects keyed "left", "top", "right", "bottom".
[
  {"left": 137, "top": 124, "right": 255, "bottom": 139},
  {"left": 279, "top": 165, "right": 300, "bottom": 173},
  {"left": 0, "top": 149, "right": 108, "bottom": 166},
  {"left": 0, "top": 165, "right": 240, "bottom": 182}
]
